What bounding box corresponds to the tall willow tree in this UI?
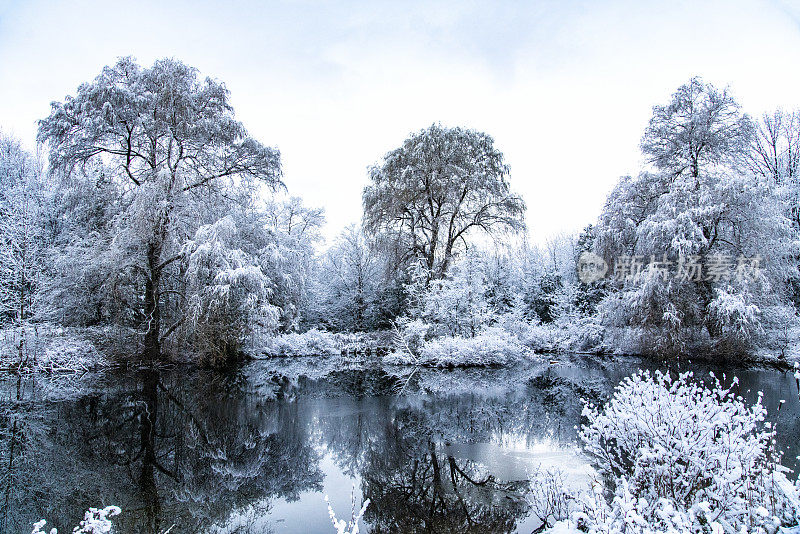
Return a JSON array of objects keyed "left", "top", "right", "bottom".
[
  {"left": 38, "top": 57, "right": 283, "bottom": 357},
  {"left": 363, "top": 124, "right": 525, "bottom": 280}
]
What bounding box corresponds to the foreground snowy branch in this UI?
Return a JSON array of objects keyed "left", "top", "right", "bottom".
[{"left": 32, "top": 506, "right": 121, "bottom": 534}]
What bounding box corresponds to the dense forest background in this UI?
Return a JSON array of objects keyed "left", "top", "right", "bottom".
[{"left": 3, "top": 57, "right": 800, "bottom": 365}]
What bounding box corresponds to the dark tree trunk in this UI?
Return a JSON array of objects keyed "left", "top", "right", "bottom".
[
  {"left": 699, "top": 278, "right": 721, "bottom": 340},
  {"left": 140, "top": 370, "right": 162, "bottom": 534},
  {"left": 0, "top": 377, "right": 23, "bottom": 532}
]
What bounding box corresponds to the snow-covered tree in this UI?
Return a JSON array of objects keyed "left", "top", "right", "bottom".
[
  {"left": 749, "top": 109, "right": 800, "bottom": 191},
  {"left": 36, "top": 163, "right": 122, "bottom": 327},
  {"left": 261, "top": 196, "right": 324, "bottom": 331},
  {"left": 749, "top": 109, "right": 800, "bottom": 307},
  {"left": 405, "top": 250, "right": 495, "bottom": 338},
  {"left": 595, "top": 79, "right": 793, "bottom": 356},
  {"left": 37, "top": 57, "right": 282, "bottom": 357},
  {"left": 515, "top": 234, "right": 582, "bottom": 324},
  {"left": 0, "top": 134, "right": 45, "bottom": 328},
  {"left": 641, "top": 77, "right": 753, "bottom": 181},
  {"left": 363, "top": 124, "right": 525, "bottom": 280},
  {"left": 573, "top": 225, "right": 608, "bottom": 316},
  {"left": 312, "top": 225, "right": 381, "bottom": 331},
  {"left": 182, "top": 215, "right": 280, "bottom": 362}
]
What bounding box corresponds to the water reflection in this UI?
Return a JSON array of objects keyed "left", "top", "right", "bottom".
[{"left": 0, "top": 356, "right": 798, "bottom": 533}]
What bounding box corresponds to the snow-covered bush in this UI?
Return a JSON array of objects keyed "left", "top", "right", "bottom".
[
  {"left": 517, "top": 317, "right": 606, "bottom": 354},
  {"left": 401, "top": 252, "right": 497, "bottom": 339},
  {"left": 260, "top": 328, "right": 341, "bottom": 356},
  {"left": 520, "top": 321, "right": 559, "bottom": 352},
  {"left": 0, "top": 324, "right": 110, "bottom": 373},
  {"left": 259, "top": 329, "right": 391, "bottom": 357},
  {"left": 38, "top": 337, "right": 107, "bottom": 372},
  {"left": 32, "top": 506, "right": 121, "bottom": 534},
  {"left": 554, "top": 474, "right": 800, "bottom": 534},
  {"left": 578, "top": 369, "right": 799, "bottom": 534},
  {"left": 386, "top": 327, "right": 528, "bottom": 367},
  {"left": 558, "top": 317, "right": 606, "bottom": 352},
  {"left": 527, "top": 467, "right": 572, "bottom": 529}
]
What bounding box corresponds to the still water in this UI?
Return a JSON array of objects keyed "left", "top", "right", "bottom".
[{"left": 1, "top": 355, "right": 798, "bottom": 534}]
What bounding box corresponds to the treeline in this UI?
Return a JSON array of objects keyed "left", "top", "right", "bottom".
[
  {"left": 317, "top": 77, "right": 800, "bottom": 361},
  {"left": 1, "top": 58, "right": 798, "bottom": 363}
]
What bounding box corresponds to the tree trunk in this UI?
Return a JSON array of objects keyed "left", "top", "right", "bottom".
[
  {"left": 699, "top": 278, "right": 721, "bottom": 340},
  {"left": 144, "top": 243, "right": 162, "bottom": 359}
]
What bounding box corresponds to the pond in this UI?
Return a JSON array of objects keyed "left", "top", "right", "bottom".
[{"left": 1, "top": 355, "right": 798, "bottom": 534}]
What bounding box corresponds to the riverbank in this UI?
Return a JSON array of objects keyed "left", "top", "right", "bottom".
[{"left": 2, "top": 321, "right": 800, "bottom": 376}]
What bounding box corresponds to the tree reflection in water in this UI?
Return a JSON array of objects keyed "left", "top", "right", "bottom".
[
  {"left": 359, "top": 419, "right": 531, "bottom": 533},
  {"left": 0, "top": 367, "right": 325, "bottom": 533},
  {"left": 1, "top": 357, "right": 797, "bottom": 533}
]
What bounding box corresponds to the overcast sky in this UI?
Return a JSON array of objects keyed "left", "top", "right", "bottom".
[{"left": 1, "top": 0, "right": 800, "bottom": 243}]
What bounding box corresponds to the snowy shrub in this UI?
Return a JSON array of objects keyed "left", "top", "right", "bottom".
[
  {"left": 518, "top": 318, "right": 606, "bottom": 354},
  {"left": 389, "top": 327, "right": 528, "bottom": 367},
  {"left": 401, "top": 252, "right": 498, "bottom": 339},
  {"left": 39, "top": 337, "right": 106, "bottom": 372},
  {"left": 0, "top": 324, "right": 110, "bottom": 373},
  {"left": 554, "top": 317, "right": 606, "bottom": 353},
  {"left": 32, "top": 506, "right": 121, "bottom": 534},
  {"left": 260, "top": 329, "right": 390, "bottom": 357},
  {"left": 578, "top": 369, "right": 799, "bottom": 534},
  {"left": 261, "top": 328, "right": 341, "bottom": 356},
  {"left": 556, "top": 475, "right": 800, "bottom": 534},
  {"left": 494, "top": 297, "right": 530, "bottom": 338},
  {"left": 562, "top": 479, "right": 738, "bottom": 534},
  {"left": 520, "top": 321, "right": 559, "bottom": 352}
]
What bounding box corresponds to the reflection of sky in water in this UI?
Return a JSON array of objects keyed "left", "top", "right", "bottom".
[
  {"left": 266, "top": 452, "right": 365, "bottom": 534},
  {"left": 444, "top": 435, "right": 594, "bottom": 486},
  {"left": 212, "top": 452, "right": 365, "bottom": 534}
]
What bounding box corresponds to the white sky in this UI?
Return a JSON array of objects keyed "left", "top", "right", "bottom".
[{"left": 1, "top": 0, "right": 800, "bottom": 243}]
